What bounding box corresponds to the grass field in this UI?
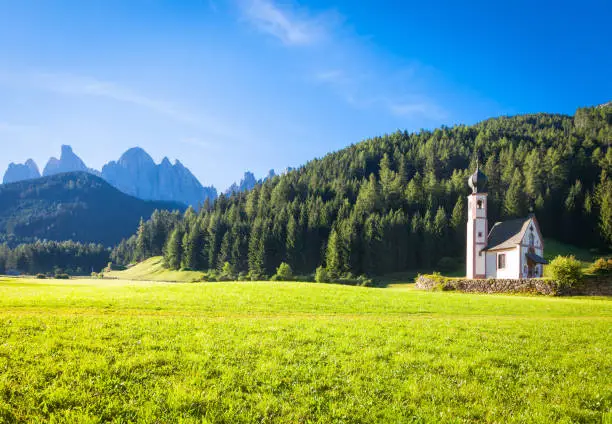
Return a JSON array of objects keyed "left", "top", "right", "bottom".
[{"left": 0, "top": 277, "right": 610, "bottom": 423}]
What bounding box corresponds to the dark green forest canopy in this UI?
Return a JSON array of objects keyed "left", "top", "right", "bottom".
[
  {"left": 0, "top": 172, "right": 186, "bottom": 247},
  {"left": 0, "top": 240, "right": 109, "bottom": 275},
  {"left": 113, "top": 105, "right": 612, "bottom": 277}
]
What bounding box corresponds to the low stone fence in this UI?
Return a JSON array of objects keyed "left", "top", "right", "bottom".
[
  {"left": 415, "top": 275, "right": 559, "bottom": 295},
  {"left": 415, "top": 274, "right": 612, "bottom": 296}
]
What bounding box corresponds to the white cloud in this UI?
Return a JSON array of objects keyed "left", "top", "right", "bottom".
[{"left": 239, "top": 0, "right": 332, "bottom": 46}]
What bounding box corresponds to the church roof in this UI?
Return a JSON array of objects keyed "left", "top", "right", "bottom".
[
  {"left": 485, "top": 217, "right": 532, "bottom": 251},
  {"left": 526, "top": 251, "right": 548, "bottom": 264}
]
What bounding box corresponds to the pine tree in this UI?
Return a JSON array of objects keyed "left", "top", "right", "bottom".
[
  {"left": 217, "top": 232, "right": 232, "bottom": 271},
  {"left": 164, "top": 227, "right": 184, "bottom": 270},
  {"left": 596, "top": 172, "right": 612, "bottom": 246},
  {"left": 504, "top": 169, "right": 527, "bottom": 218},
  {"left": 136, "top": 218, "right": 147, "bottom": 261},
  {"left": 325, "top": 228, "right": 344, "bottom": 278},
  {"left": 182, "top": 222, "right": 204, "bottom": 270}
]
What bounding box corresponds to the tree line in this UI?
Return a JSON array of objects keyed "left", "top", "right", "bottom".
[
  {"left": 0, "top": 240, "right": 110, "bottom": 275},
  {"left": 111, "top": 106, "right": 612, "bottom": 278}
]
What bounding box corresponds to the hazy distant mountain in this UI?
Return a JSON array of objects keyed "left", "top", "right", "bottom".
[
  {"left": 102, "top": 147, "right": 217, "bottom": 208},
  {"left": 2, "top": 159, "right": 41, "bottom": 184},
  {"left": 42, "top": 145, "right": 99, "bottom": 177},
  {"left": 0, "top": 172, "right": 185, "bottom": 246},
  {"left": 225, "top": 171, "right": 258, "bottom": 195},
  {"left": 224, "top": 169, "right": 279, "bottom": 195},
  {"left": 2, "top": 145, "right": 217, "bottom": 208}
]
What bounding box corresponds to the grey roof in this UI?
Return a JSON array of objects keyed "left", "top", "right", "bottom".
[{"left": 485, "top": 217, "right": 532, "bottom": 251}]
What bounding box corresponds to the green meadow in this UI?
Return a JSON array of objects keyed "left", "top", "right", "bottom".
[{"left": 0, "top": 277, "right": 610, "bottom": 423}]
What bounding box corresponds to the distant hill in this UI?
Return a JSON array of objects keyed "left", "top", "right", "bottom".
[
  {"left": 3, "top": 145, "right": 217, "bottom": 208},
  {"left": 0, "top": 172, "right": 186, "bottom": 246}
]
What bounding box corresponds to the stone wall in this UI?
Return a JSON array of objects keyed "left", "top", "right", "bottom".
[
  {"left": 415, "top": 275, "right": 559, "bottom": 295},
  {"left": 415, "top": 274, "right": 612, "bottom": 296}
]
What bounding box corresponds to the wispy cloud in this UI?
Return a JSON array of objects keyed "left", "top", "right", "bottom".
[
  {"left": 239, "top": 0, "right": 334, "bottom": 46},
  {"left": 32, "top": 73, "right": 200, "bottom": 125},
  {"left": 239, "top": 0, "right": 450, "bottom": 124},
  {"left": 0, "top": 70, "right": 253, "bottom": 143}
]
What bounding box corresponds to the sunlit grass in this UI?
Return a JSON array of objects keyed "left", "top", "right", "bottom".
[{"left": 0, "top": 277, "right": 610, "bottom": 422}]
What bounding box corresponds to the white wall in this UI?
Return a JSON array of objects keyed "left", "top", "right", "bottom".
[{"left": 492, "top": 247, "right": 520, "bottom": 279}]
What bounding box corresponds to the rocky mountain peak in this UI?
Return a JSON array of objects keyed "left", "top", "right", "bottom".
[
  {"left": 2, "top": 159, "right": 41, "bottom": 184},
  {"left": 43, "top": 145, "right": 91, "bottom": 177},
  {"left": 117, "top": 147, "right": 155, "bottom": 168}
]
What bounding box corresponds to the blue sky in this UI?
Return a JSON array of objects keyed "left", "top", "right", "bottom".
[{"left": 0, "top": 0, "right": 610, "bottom": 189}]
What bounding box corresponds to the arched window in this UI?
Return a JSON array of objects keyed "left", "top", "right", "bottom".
[{"left": 476, "top": 200, "right": 483, "bottom": 209}]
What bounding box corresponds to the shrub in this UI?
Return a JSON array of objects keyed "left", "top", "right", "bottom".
[
  {"left": 586, "top": 258, "right": 612, "bottom": 275},
  {"left": 221, "top": 262, "right": 235, "bottom": 280},
  {"left": 36, "top": 273, "right": 46, "bottom": 279},
  {"left": 247, "top": 271, "right": 266, "bottom": 281},
  {"left": 315, "top": 266, "right": 329, "bottom": 283},
  {"left": 274, "top": 262, "right": 293, "bottom": 281},
  {"left": 548, "top": 255, "right": 583, "bottom": 289},
  {"left": 54, "top": 273, "right": 70, "bottom": 280}
]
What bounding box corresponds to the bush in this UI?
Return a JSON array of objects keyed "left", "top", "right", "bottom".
[
  {"left": 247, "top": 271, "right": 266, "bottom": 281},
  {"left": 315, "top": 266, "right": 329, "bottom": 283},
  {"left": 548, "top": 255, "right": 583, "bottom": 289},
  {"left": 274, "top": 262, "right": 293, "bottom": 281},
  {"left": 54, "top": 273, "right": 70, "bottom": 280},
  {"left": 586, "top": 258, "right": 612, "bottom": 275},
  {"left": 437, "top": 257, "right": 458, "bottom": 272},
  {"left": 220, "top": 262, "right": 236, "bottom": 280},
  {"left": 36, "top": 273, "right": 46, "bottom": 279}
]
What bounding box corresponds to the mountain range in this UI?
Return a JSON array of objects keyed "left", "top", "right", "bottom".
[{"left": 3, "top": 145, "right": 217, "bottom": 208}]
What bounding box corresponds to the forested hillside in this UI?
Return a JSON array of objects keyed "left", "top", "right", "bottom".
[
  {"left": 0, "top": 172, "right": 186, "bottom": 246},
  {"left": 113, "top": 105, "right": 612, "bottom": 278}
]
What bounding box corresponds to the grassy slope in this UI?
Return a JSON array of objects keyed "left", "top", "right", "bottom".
[
  {"left": 0, "top": 277, "right": 610, "bottom": 423},
  {"left": 105, "top": 256, "right": 206, "bottom": 282},
  {"left": 543, "top": 238, "right": 602, "bottom": 262}
]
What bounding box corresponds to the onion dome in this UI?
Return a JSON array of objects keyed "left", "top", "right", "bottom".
[{"left": 468, "top": 164, "right": 487, "bottom": 193}]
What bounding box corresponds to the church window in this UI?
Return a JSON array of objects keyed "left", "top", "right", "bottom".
[
  {"left": 497, "top": 254, "right": 506, "bottom": 269},
  {"left": 478, "top": 232, "right": 482, "bottom": 237},
  {"left": 476, "top": 200, "right": 483, "bottom": 209}
]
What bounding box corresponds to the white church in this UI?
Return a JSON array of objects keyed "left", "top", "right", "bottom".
[{"left": 466, "top": 165, "right": 548, "bottom": 279}]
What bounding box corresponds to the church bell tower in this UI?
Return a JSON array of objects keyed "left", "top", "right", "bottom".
[{"left": 466, "top": 165, "right": 488, "bottom": 278}]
